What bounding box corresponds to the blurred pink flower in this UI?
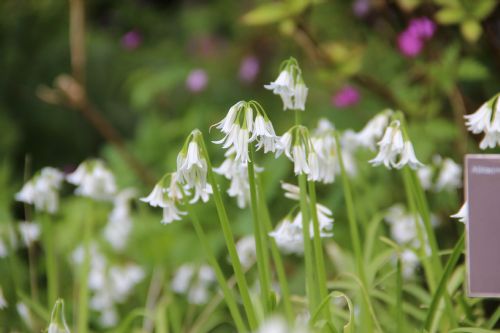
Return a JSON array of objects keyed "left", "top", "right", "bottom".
[
  {"left": 352, "top": 0, "right": 370, "bottom": 18},
  {"left": 121, "top": 30, "right": 142, "bottom": 50},
  {"left": 239, "top": 56, "right": 260, "bottom": 83},
  {"left": 186, "top": 69, "right": 208, "bottom": 93},
  {"left": 397, "top": 17, "right": 436, "bottom": 58},
  {"left": 332, "top": 86, "right": 360, "bottom": 108}
]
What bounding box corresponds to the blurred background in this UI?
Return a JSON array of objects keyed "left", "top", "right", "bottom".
[{"left": 1, "top": 0, "right": 500, "bottom": 329}]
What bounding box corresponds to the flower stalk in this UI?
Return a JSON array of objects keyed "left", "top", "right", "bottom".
[
  {"left": 41, "top": 213, "right": 58, "bottom": 307},
  {"left": 77, "top": 200, "right": 93, "bottom": 333}
]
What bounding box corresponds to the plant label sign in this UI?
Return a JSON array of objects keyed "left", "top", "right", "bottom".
[{"left": 466, "top": 154, "right": 500, "bottom": 297}]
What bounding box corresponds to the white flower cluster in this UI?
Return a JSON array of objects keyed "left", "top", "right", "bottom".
[
  {"left": 171, "top": 263, "right": 216, "bottom": 305},
  {"left": 254, "top": 316, "right": 309, "bottom": 333},
  {"left": 141, "top": 173, "right": 187, "bottom": 224},
  {"left": 213, "top": 100, "right": 279, "bottom": 164},
  {"left": 234, "top": 235, "right": 257, "bottom": 269},
  {"left": 15, "top": 167, "right": 64, "bottom": 214},
  {"left": 417, "top": 155, "right": 462, "bottom": 192},
  {"left": 451, "top": 201, "right": 467, "bottom": 224},
  {"left": 350, "top": 109, "right": 393, "bottom": 150},
  {"left": 369, "top": 120, "right": 423, "bottom": 170},
  {"left": 72, "top": 243, "right": 144, "bottom": 327},
  {"left": 18, "top": 221, "right": 41, "bottom": 247},
  {"left": 464, "top": 95, "right": 500, "bottom": 149},
  {"left": 264, "top": 58, "right": 308, "bottom": 111},
  {"left": 269, "top": 183, "right": 334, "bottom": 255},
  {"left": 310, "top": 119, "right": 341, "bottom": 183},
  {"left": 103, "top": 189, "right": 136, "bottom": 251},
  {"left": 67, "top": 159, "right": 117, "bottom": 200}
]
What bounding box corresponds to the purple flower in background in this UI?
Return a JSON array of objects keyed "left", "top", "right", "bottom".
[
  {"left": 239, "top": 56, "right": 260, "bottom": 83},
  {"left": 397, "top": 17, "right": 436, "bottom": 58},
  {"left": 121, "top": 30, "right": 142, "bottom": 50},
  {"left": 352, "top": 0, "right": 371, "bottom": 18},
  {"left": 332, "top": 86, "right": 360, "bottom": 108},
  {"left": 186, "top": 69, "right": 208, "bottom": 93}
]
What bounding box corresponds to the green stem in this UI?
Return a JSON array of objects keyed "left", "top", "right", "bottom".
[
  {"left": 199, "top": 134, "right": 258, "bottom": 330},
  {"left": 307, "top": 180, "right": 330, "bottom": 318},
  {"left": 183, "top": 199, "right": 247, "bottom": 333},
  {"left": 247, "top": 147, "right": 272, "bottom": 313},
  {"left": 395, "top": 255, "right": 404, "bottom": 333},
  {"left": 77, "top": 200, "right": 93, "bottom": 333},
  {"left": 256, "top": 174, "right": 294, "bottom": 321},
  {"left": 41, "top": 213, "right": 58, "bottom": 307}
]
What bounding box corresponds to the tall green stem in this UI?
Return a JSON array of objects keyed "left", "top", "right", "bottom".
[
  {"left": 307, "top": 180, "right": 330, "bottom": 317},
  {"left": 183, "top": 198, "right": 247, "bottom": 332},
  {"left": 256, "top": 175, "right": 294, "bottom": 321},
  {"left": 199, "top": 135, "right": 258, "bottom": 330},
  {"left": 247, "top": 147, "right": 272, "bottom": 313},
  {"left": 77, "top": 200, "right": 93, "bottom": 333},
  {"left": 41, "top": 213, "right": 58, "bottom": 307}
]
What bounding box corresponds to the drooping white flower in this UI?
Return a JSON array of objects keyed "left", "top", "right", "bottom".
[
  {"left": 465, "top": 101, "right": 493, "bottom": 134},
  {"left": 369, "top": 120, "right": 423, "bottom": 170},
  {"left": 235, "top": 235, "right": 257, "bottom": 269},
  {"left": 435, "top": 158, "right": 462, "bottom": 191},
  {"left": 141, "top": 184, "right": 168, "bottom": 208},
  {"left": 400, "top": 249, "right": 420, "bottom": 279},
  {"left": 177, "top": 132, "right": 212, "bottom": 204},
  {"left": 463, "top": 95, "right": 500, "bottom": 150},
  {"left": 451, "top": 201, "right": 467, "bottom": 224},
  {"left": 17, "top": 302, "right": 33, "bottom": 330},
  {"left": 354, "top": 109, "right": 393, "bottom": 150},
  {"left": 15, "top": 167, "right": 64, "bottom": 214},
  {"left": 269, "top": 216, "right": 305, "bottom": 255},
  {"left": 47, "top": 299, "right": 70, "bottom": 333},
  {"left": 417, "top": 165, "right": 433, "bottom": 190},
  {"left": 18, "top": 221, "right": 40, "bottom": 247},
  {"left": 67, "top": 160, "right": 116, "bottom": 200},
  {"left": 104, "top": 189, "right": 136, "bottom": 251},
  {"left": 214, "top": 156, "right": 254, "bottom": 208},
  {"left": 171, "top": 264, "right": 216, "bottom": 305},
  {"left": 0, "top": 286, "right": 7, "bottom": 310},
  {"left": 264, "top": 58, "right": 309, "bottom": 111},
  {"left": 310, "top": 118, "right": 343, "bottom": 183}
]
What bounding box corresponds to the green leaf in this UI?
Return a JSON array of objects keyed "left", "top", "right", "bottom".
[
  {"left": 242, "top": 3, "right": 292, "bottom": 26},
  {"left": 472, "top": 0, "right": 497, "bottom": 19},
  {"left": 461, "top": 20, "right": 482, "bottom": 43},
  {"left": 458, "top": 58, "right": 489, "bottom": 81},
  {"left": 435, "top": 7, "right": 465, "bottom": 25},
  {"left": 448, "top": 329, "right": 499, "bottom": 333}
]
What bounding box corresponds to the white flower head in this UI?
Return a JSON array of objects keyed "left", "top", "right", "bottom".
[
  {"left": 171, "top": 263, "right": 215, "bottom": 305},
  {"left": 15, "top": 167, "right": 64, "bottom": 214},
  {"left": 369, "top": 119, "right": 423, "bottom": 170},
  {"left": 451, "top": 201, "right": 467, "bottom": 224},
  {"left": 213, "top": 101, "right": 279, "bottom": 163},
  {"left": 18, "top": 221, "right": 41, "bottom": 247},
  {"left": 264, "top": 57, "right": 308, "bottom": 111},
  {"left": 177, "top": 130, "right": 212, "bottom": 204},
  {"left": 47, "top": 299, "right": 70, "bottom": 333},
  {"left": 435, "top": 158, "right": 462, "bottom": 191},
  {"left": 464, "top": 95, "right": 500, "bottom": 150},
  {"left": 141, "top": 173, "right": 187, "bottom": 225},
  {"left": 67, "top": 159, "right": 116, "bottom": 200},
  {"left": 104, "top": 188, "right": 136, "bottom": 251},
  {"left": 354, "top": 109, "right": 393, "bottom": 150},
  {"left": 311, "top": 118, "right": 342, "bottom": 183},
  {"left": 214, "top": 155, "right": 257, "bottom": 208},
  {"left": 400, "top": 249, "right": 420, "bottom": 279},
  {"left": 234, "top": 235, "right": 257, "bottom": 269}
]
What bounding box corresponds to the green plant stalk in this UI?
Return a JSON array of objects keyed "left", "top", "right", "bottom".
[
  {"left": 396, "top": 255, "right": 404, "bottom": 333},
  {"left": 423, "top": 232, "right": 465, "bottom": 331},
  {"left": 402, "top": 167, "right": 458, "bottom": 328},
  {"left": 247, "top": 147, "right": 273, "bottom": 313},
  {"left": 307, "top": 180, "right": 331, "bottom": 319},
  {"left": 294, "top": 110, "right": 319, "bottom": 312},
  {"left": 77, "top": 200, "right": 93, "bottom": 333},
  {"left": 256, "top": 174, "right": 293, "bottom": 321},
  {"left": 199, "top": 134, "right": 258, "bottom": 330},
  {"left": 335, "top": 132, "right": 372, "bottom": 332},
  {"left": 183, "top": 197, "right": 247, "bottom": 333},
  {"left": 401, "top": 168, "right": 437, "bottom": 291},
  {"left": 334, "top": 133, "right": 367, "bottom": 286},
  {"left": 41, "top": 213, "right": 58, "bottom": 307}
]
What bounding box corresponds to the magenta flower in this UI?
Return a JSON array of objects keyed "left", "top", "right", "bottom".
[
  {"left": 186, "top": 69, "right": 208, "bottom": 93},
  {"left": 239, "top": 56, "right": 260, "bottom": 83},
  {"left": 332, "top": 86, "right": 360, "bottom": 108},
  {"left": 121, "top": 30, "right": 142, "bottom": 50},
  {"left": 397, "top": 17, "right": 436, "bottom": 58}
]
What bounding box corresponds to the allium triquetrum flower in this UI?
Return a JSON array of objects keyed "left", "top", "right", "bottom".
[
  {"left": 66, "top": 159, "right": 116, "bottom": 200},
  {"left": 47, "top": 299, "right": 70, "bottom": 333},
  {"left": 265, "top": 57, "right": 308, "bottom": 111},
  {"left": 15, "top": 167, "right": 64, "bottom": 214},
  {"left": 464, "top": 94, "right": 500, "bottom": 150}
]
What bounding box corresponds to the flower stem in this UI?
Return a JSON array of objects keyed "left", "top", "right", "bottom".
[
  {"left": 247, "top": 147, "right": 273, "bottom": 313},
  {"left": 41, "top": 213, "right": 58, "bottom": 307},
  {"left": 183, "top": 197, "right": 247, "bottom": 333},
  {"left": 199, "top": 133, "right": 258, "bottom": 330},
  {"left": 77, "top": 200, "right": 93, "bottom": 333},
  {"left": 307, "top": 180, "right": 331, "bottom": 318},
  {"left": 255, "top": 174, "right": 294, "bottom": 321}
]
